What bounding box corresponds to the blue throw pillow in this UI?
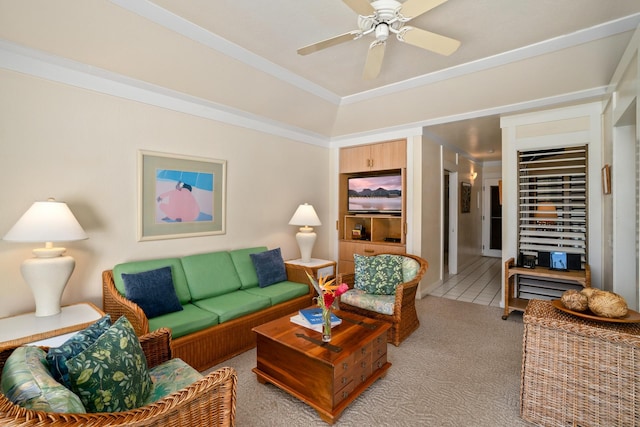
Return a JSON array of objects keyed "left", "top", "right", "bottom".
[
  {"left": 46, "top": 315, "right": 112, "bottom": 389},
  {"left": 121, "top": 266, "right": 183, "bottom": 319},
  {"left": 250, "top": 248, "right": 287, "bottom": 288}
]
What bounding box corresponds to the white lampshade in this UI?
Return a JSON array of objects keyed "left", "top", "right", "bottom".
[
  {"left": 288, "top": 203, "right": 321, "bottom": 227},
  {"left": 288, "top": 203, "right": 321, "bottom": 263},
  {"left": 3, "top": 198, "right": 87, "bottom": 316},
  {"left": 4, "top": 199, "right": 88, "bottom": 244}
]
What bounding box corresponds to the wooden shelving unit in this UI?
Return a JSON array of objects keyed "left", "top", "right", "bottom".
[{"left": 503, "top": 257, "right": 591, "bottom": 319}]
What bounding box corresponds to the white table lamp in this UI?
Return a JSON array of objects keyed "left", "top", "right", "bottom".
[
  {"left": 288, "top": 203, "right": 321, "bottom": 263},
  {"left": 3, "top": 198, "right": 88, "bottom": 317}
]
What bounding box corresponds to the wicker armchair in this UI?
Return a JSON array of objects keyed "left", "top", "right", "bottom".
[
  {"left": 0, "top": 328, "right": 237, "bottom": 426},
  {"left": 338, "top": 253, "right": 428, "bottom": 346}
]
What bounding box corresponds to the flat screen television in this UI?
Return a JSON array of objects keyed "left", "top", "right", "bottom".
[{"left": 348, "top": 174, "right": 402, "bottom": 214}]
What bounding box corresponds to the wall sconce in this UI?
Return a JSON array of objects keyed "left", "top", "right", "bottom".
[
  {"left": 3, "top": 198, "right": 88, "bottom": 316},
  {"left": 470, "top": 172, "right": 478, "bottom": 180}
]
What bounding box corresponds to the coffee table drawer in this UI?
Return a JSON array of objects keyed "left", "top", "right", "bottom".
[
  {"left": 334, "top": 378, "right": 356, "bottom": 405},
  {"left": 373, "top": 353, "right": 387, "bottom": 371}
]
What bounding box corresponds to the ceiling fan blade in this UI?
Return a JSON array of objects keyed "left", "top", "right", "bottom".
[
  {"left": 398, "top": 26, "right": 460, "bottom": 56},
  {"left": 297, "top": 30, "right": 361, "bottom": 55},
  {"left": 343, "top": 0, "right": 375, "bottom": 17},
  {"left": 363, "top": 40, "right": 386, "bottom": 80},
  {"left": 401, "top": 0, "right": 449, "bottom": 20}
]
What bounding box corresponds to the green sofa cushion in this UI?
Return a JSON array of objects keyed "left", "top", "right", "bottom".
[
  {"left": 181, "top": 252, "right": 242, "bottom": 300},
  {"left": 244, "top": 281, "right": 310, "bottom": 305},
  {"left": 113, "top": 258, "right": 191, "bottom": 305},
  {"left": 193, "top": 291, "right": 271, "bottom": 323},
  {"left": 148, "top": 303, "right": 219, "bottom": 339},
  {"left": 229, "top": 246, "right": 267, "bottom": 289},
  {"left": 146, "top": 358, "right": 203, "bottom": 404}
]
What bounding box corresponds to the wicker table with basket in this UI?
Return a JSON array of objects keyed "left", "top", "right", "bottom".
[{"left": 521, "top": 299, "right": 640, "bottom": 426}]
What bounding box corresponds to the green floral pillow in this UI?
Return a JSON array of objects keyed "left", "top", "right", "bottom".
[
  {"left": 354, "top": 254, "right": 371, "bottom": 290},
  {"left": 46, "top": 315, "right": 111, "bottom": 389},
  {"left": 65, "top": 316, "right": 152, "bottom": 413},
  {"left": 363, "top": 255, "right": 404, "bottom": 295}
]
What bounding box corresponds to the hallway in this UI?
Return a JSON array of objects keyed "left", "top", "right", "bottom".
[{"left": 428, "top": 256, "right": 502, "bottom": 308}]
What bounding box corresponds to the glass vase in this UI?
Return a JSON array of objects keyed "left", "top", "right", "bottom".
[{"left": 321, "top": 306, "right": 332, "bottom": 342}]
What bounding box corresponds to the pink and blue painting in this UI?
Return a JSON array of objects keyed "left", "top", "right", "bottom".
[{"left": 155, "top": 169, "right": 214, "bottom": 223}]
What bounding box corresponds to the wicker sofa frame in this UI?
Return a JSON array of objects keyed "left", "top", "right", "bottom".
[
  {"left": 338, "top": 253, "right": 428, "bottom": 346},
  {"left": 102, "top": 264, "right": 314, "bottom": 372},
  {"left": 0, "top": 328, "right": 237, "bottom": 427}
]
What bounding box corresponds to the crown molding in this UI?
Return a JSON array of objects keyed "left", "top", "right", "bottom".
[{"left": 0, "top": 39, "right": 330, "bottom": 147}]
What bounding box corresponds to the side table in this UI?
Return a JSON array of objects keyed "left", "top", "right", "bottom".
[
  {"left": 0, "top": 302, "right": 105, "bottom": 348},
  {"left": 285, "top": 258, "right": 336, "bottom": 284}
]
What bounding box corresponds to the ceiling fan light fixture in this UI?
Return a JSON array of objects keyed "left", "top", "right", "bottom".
[
  {"left": 375, "top": 23, "right": 390, "bottom": 41},
  {"left": 298, "top": 0, "right": 460, "bottom": 79}
]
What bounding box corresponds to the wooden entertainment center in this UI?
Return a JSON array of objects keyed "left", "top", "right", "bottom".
[{"left": 338, "top": 139, "right": 407, "bottom": 274}]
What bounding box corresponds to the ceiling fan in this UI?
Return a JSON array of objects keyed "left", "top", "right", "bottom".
[{"left": 297, "top": 0, "right": 460, "bottom": 79}]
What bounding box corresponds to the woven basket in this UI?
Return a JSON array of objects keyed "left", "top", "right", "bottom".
[{"left": 521, "top": 299, "right": 640, "bottom": 426}]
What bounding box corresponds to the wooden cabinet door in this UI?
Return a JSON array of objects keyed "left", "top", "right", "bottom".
[
  {"left": 370, "top": 140, "right": 406, "bottom": 171},
  {"left": 339, "top": 145, "right": 372, "bottom": 173},
  {"left": 340, "top": 140, "right": 406, "bottom": 173}
]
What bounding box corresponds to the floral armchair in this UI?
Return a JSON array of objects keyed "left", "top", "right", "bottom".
[
  {"left": 339, "top": 253, "right": 428, "bottom": 346},
  {"left": 0, "top": 327, "right": 237, "bottom": 426}
]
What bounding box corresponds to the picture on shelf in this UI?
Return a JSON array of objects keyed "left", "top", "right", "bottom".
[{"left": 348, "top": 174, "right": 402, "bottom": 214}]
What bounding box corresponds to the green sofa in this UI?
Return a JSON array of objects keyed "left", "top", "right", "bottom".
[{"left": 102, "top": 247, "right": 314, "bottom": 371}]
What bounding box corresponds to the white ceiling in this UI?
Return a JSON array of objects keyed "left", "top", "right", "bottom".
[
  {"left": 2, "top": 1, "right": 640, "bottom": 162},
  {"left": 137, "top": 0, "right": 640, "bottom": 162}
]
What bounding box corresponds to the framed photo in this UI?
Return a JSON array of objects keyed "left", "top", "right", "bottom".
[
  {"left": 461, "top": 182, "right": 471, "bottom": 213},
  {"left": 138, "top": 150, "right": 226, "bottom": 241},
  {"left": 601, "top": 164, "right": 611, "bottom": 195}
]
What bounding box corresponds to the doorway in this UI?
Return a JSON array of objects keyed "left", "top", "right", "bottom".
[
  {"left": 445, "top": 171, "right": 458, "bottom": 275},
  {"left": 482, "top": 178, "right": 502, "bottom": 258}
]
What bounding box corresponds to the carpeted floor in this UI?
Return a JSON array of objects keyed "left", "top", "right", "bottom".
[{"left": 206, "top": 296, "right": 534, "bottom": 426}]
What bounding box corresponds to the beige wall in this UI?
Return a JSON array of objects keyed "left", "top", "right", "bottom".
[
  {"left": 0, "top": 70, "right": 331, "bottom": 318},
  {"left": 603, "top": 25, "right": 640, "bottom": 308}
]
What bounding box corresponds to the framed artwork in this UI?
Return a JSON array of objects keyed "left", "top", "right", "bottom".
[
  {"left": 461, "top": 182, "right": 471, "bottom": 213},
  {"left": 601, "top": 164, "right": 611, "bottom": 194},
  {"left": 138, "top": 150, "right": 226, "bottom": 241}
]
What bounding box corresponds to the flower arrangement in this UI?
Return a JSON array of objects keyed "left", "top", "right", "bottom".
[{"left": 306, "top": 272, "right": 349, "bottom": 342}]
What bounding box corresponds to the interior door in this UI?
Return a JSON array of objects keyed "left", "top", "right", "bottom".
[{"left": 482, "top": 178, "right": 502, "bottom": 257}]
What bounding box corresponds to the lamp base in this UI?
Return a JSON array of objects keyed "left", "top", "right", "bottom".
[
  {"left": 21, "top": 255, "right": 75, "bottom": 317},
  {"left": 296, "top": 228, "right": 317, "bottom": 264}
]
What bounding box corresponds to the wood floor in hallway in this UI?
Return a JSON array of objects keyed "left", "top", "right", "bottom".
[{"left": 428, "top": 256, "right": 502, "bottom": 307}]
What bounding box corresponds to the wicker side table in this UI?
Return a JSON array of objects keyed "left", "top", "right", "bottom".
[{"left": 521, "top": 299, "right": 640, "bottom": 427}]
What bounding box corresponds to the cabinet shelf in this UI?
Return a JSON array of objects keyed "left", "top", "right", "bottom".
[{"left": 343, "top": 214, "right": 403, "bottom": 243}]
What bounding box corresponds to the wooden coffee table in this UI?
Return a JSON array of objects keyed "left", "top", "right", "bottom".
[{"left": 252, "top": 309, "right": 391, "bottom": 424}]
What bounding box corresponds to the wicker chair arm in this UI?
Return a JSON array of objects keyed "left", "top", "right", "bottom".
[
  {"left": 102, "top": 270, "right": 150, "bottom": 336},
  {"left": 139, "top": 327, "right": 172, "bottom": 369}
]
